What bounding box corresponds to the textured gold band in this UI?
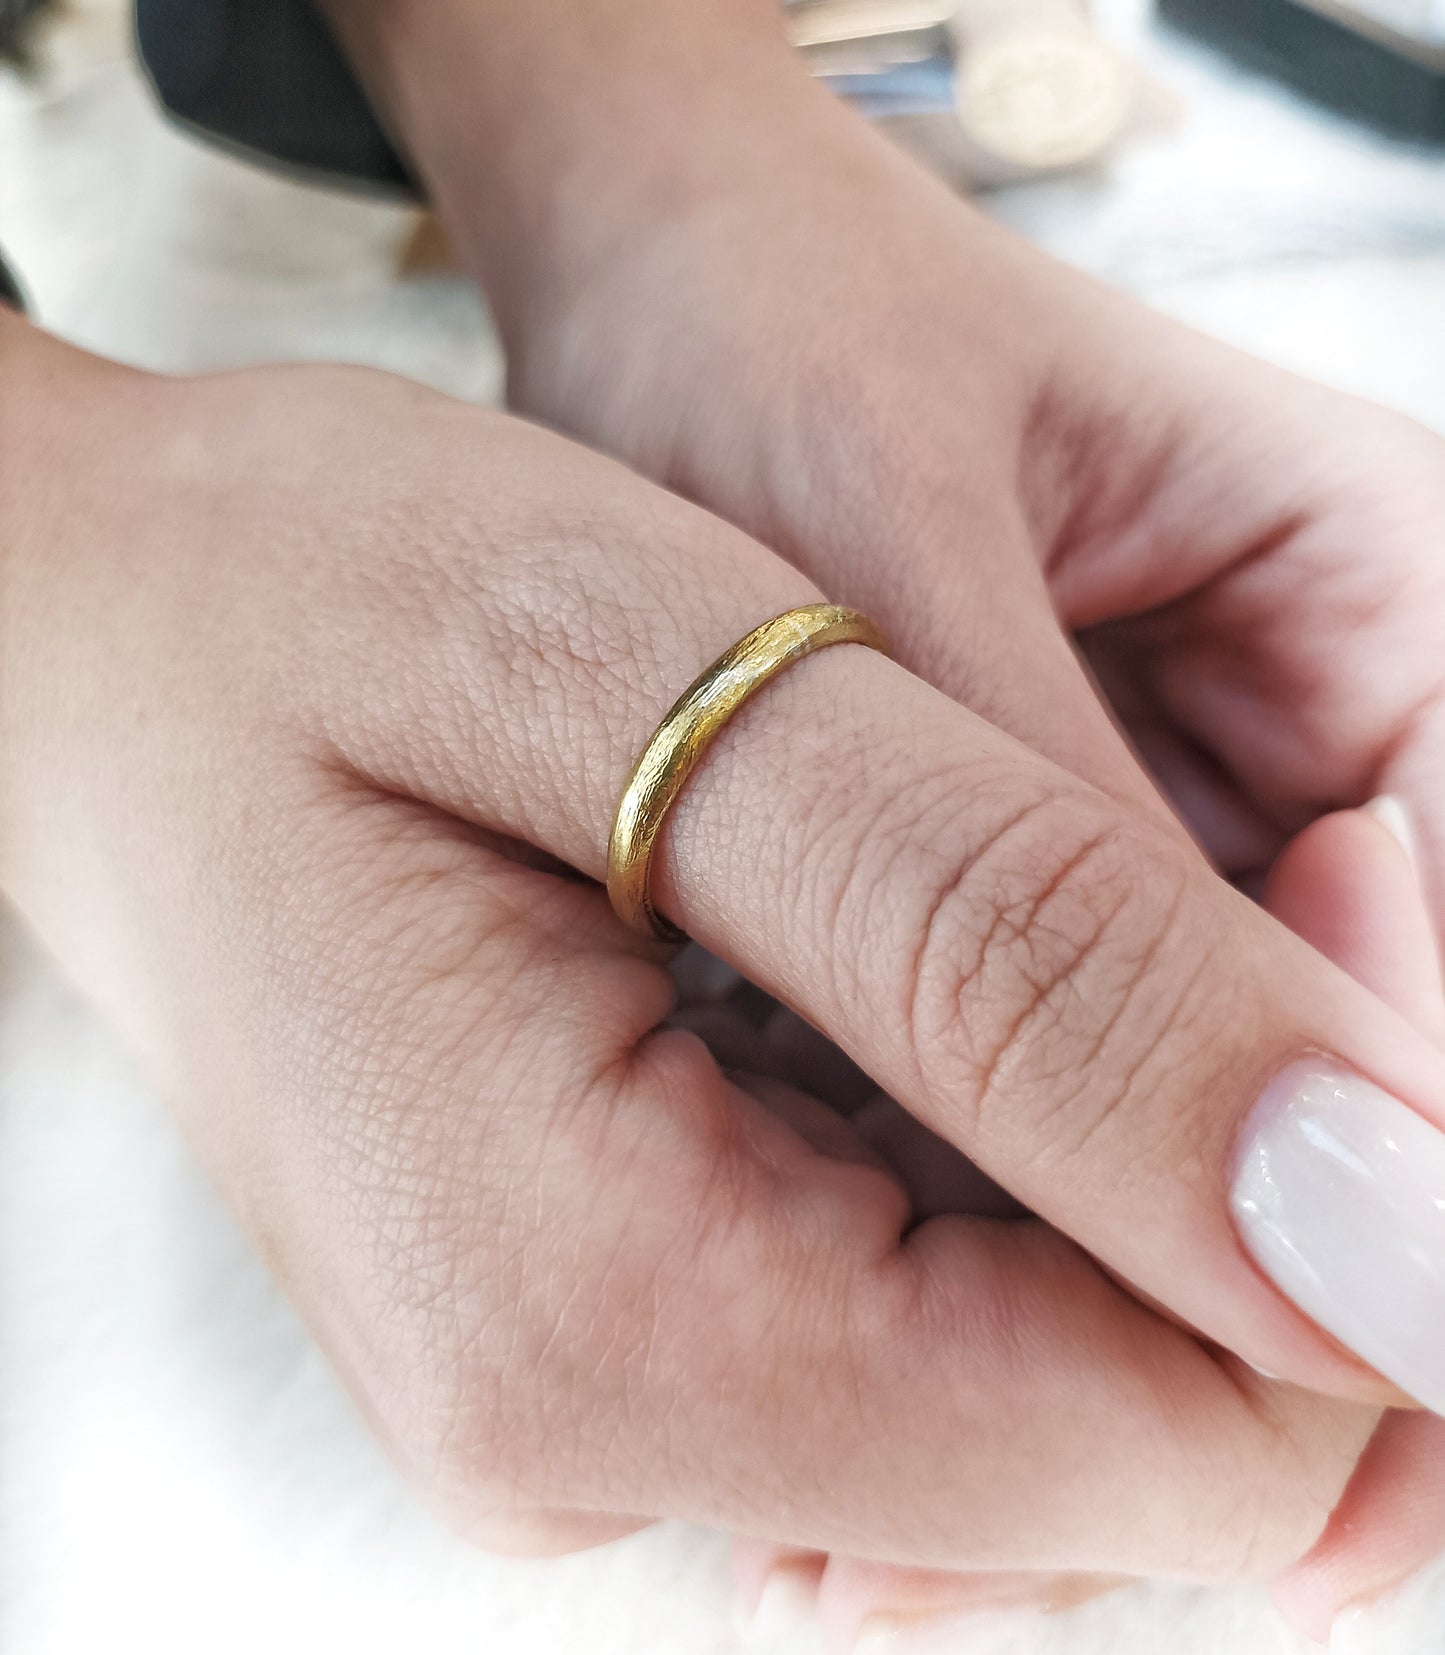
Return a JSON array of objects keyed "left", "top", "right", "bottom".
[{"left": 606, "top": 603, "right": 887, "bottom": 941}]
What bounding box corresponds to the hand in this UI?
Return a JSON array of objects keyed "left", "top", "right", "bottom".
[
  {"left": 336, "top": 0, "right": 1445, "bottom": 1386},
  {"left": 491, "top": 38, "right": 1445, "bottom": 910},
  {"left": 521, "top": 104, "right": 1445, "bottom": 1638},
  {"left": 316, "top": 0, "right": 1445, "bottom": 1613},
  {"left": 732, "top": 800, "right": 1445, "bottom": 1647},
  {"left": 1, "top": 317, "right": 1435, "bottom": 1583},
  {"left": 524, "top": 92, "right": 1445, "bottom": 1643}
]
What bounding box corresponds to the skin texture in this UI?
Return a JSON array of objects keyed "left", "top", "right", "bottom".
[
  {"left": 318, "top": 0, "right": 1445, "bottom": 1621},
  {"left": 4, "top": 0, "right": 1444, "bottom": 1623},
  {"left": 0, "top": 309, "right": 1440, "bottom": 1593},
  {"left": 734, "top": 805, "right": 1445, "bottom": 1645},
  {"left": 330, "top": 0, "right": 1445, "bottom": 903}
]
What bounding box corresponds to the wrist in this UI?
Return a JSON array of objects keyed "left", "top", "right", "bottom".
[
  {"left": 0, "top": 311, "right": 61, "bottom": 882},
  {"left": 0, "top": 319, "right": 135, "bottom": 836},
  {"left": 0, "top": 313, "right": 103, "bottom": 568},
  {"left": 0, "top": 309, "right": 60, "bottom": 577},
  {"left": 318, "top": 0, "right": 837, "bottom": 345}
]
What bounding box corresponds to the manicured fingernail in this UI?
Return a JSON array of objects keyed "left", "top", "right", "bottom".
[
  {"left": 736, "top": 1566, "right": 822, "bottom": 1649},
  {"left": 1328, "top": 1555, "right": 1445, "bottom": 1652},
  {"left": 1232, "top": 1061, "right": 1445, "bottom": 1413},
  {"left": 1363, "top": 795, "right": 1421, "bottom": 877}
]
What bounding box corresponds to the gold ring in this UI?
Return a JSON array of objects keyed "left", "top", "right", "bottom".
[{"left": 607, "top": 603, "right": 887, "bottom": 941}]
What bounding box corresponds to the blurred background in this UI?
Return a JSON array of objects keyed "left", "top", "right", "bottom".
[{"left": 2, "top": 3, "right": 1444, "bottom": 1652}]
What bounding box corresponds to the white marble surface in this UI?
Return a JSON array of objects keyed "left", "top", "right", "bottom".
[{"left": 3, "top": 4, "right": 1445, "bottom": 1653}]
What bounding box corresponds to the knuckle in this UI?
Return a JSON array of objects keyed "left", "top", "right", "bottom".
[
  {"left": 1211, "top": 1395, "right": 1363, "bottom": 1579},
  {"left": 1156, "top": 1374, "right": 1361, "bottom": 1581},
  {"left": 1200, "top": 1462, "right": 1335, "bottom": 1582},
  {"left": 1216, "top": 1490, "right": 1329, "bottom": 1582},
  {"left": 296, "top": 928, "right": 695, "bottom": 1544},
  {"left": 378, "top": 1204, "right": 604, "bottom": 1542},
  {"left": 904, "top": 796, "right": 1209, "bottom": 1162},
  {"left": 365, "top": 1088, "right": 677, "bottom": 1542}
]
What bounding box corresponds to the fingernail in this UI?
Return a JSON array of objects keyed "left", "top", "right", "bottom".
[
  {"left": 1232, "top": 1060, "right": 1445, "bottom": 1414},
  {"left": 736, "top": 1566, "right": 822, "bottom": 1649},
  {"left": 1328, "top": 1554, "right": 1445, "bottom": 1652},
  {"left": 1363, "top": 795, "right": 1421, "bottom": 877}
]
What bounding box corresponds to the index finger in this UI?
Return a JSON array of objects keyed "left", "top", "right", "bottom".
[{"left": 316, "top": 405, "right": 1445, "bottom": 1414}]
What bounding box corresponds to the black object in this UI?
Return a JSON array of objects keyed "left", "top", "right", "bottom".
[
  {"left": 135, "top": 0, "right": 416, "bottom": 193},
  {"left": 0, "top": 0, "right": 51, "bottom": 67},
  {"left": 1160, "top": 0, "right": 1445, "bottom": 143},
  {"left": 0, "top": 246, "right": 25, "bottom": 312}
]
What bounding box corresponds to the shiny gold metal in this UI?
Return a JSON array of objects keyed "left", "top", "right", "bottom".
[{"left": 607, "top": 604, "right": 887, "bottom": 941}]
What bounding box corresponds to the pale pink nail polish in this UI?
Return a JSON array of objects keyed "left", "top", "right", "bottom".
[{"left": 1233, "top": 1061, "right": 1445, "bottom": 1414}]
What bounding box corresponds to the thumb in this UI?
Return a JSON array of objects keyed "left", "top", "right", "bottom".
[
  {"left": 626, "top": 641, "right": 1445, "bottom": 1413},
  {"left": 353, "top": 434, "right": 1445, "bottom": 1415},
  {"left": 732, "top": 798, "right": 1444, "bottom": 1647}
]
